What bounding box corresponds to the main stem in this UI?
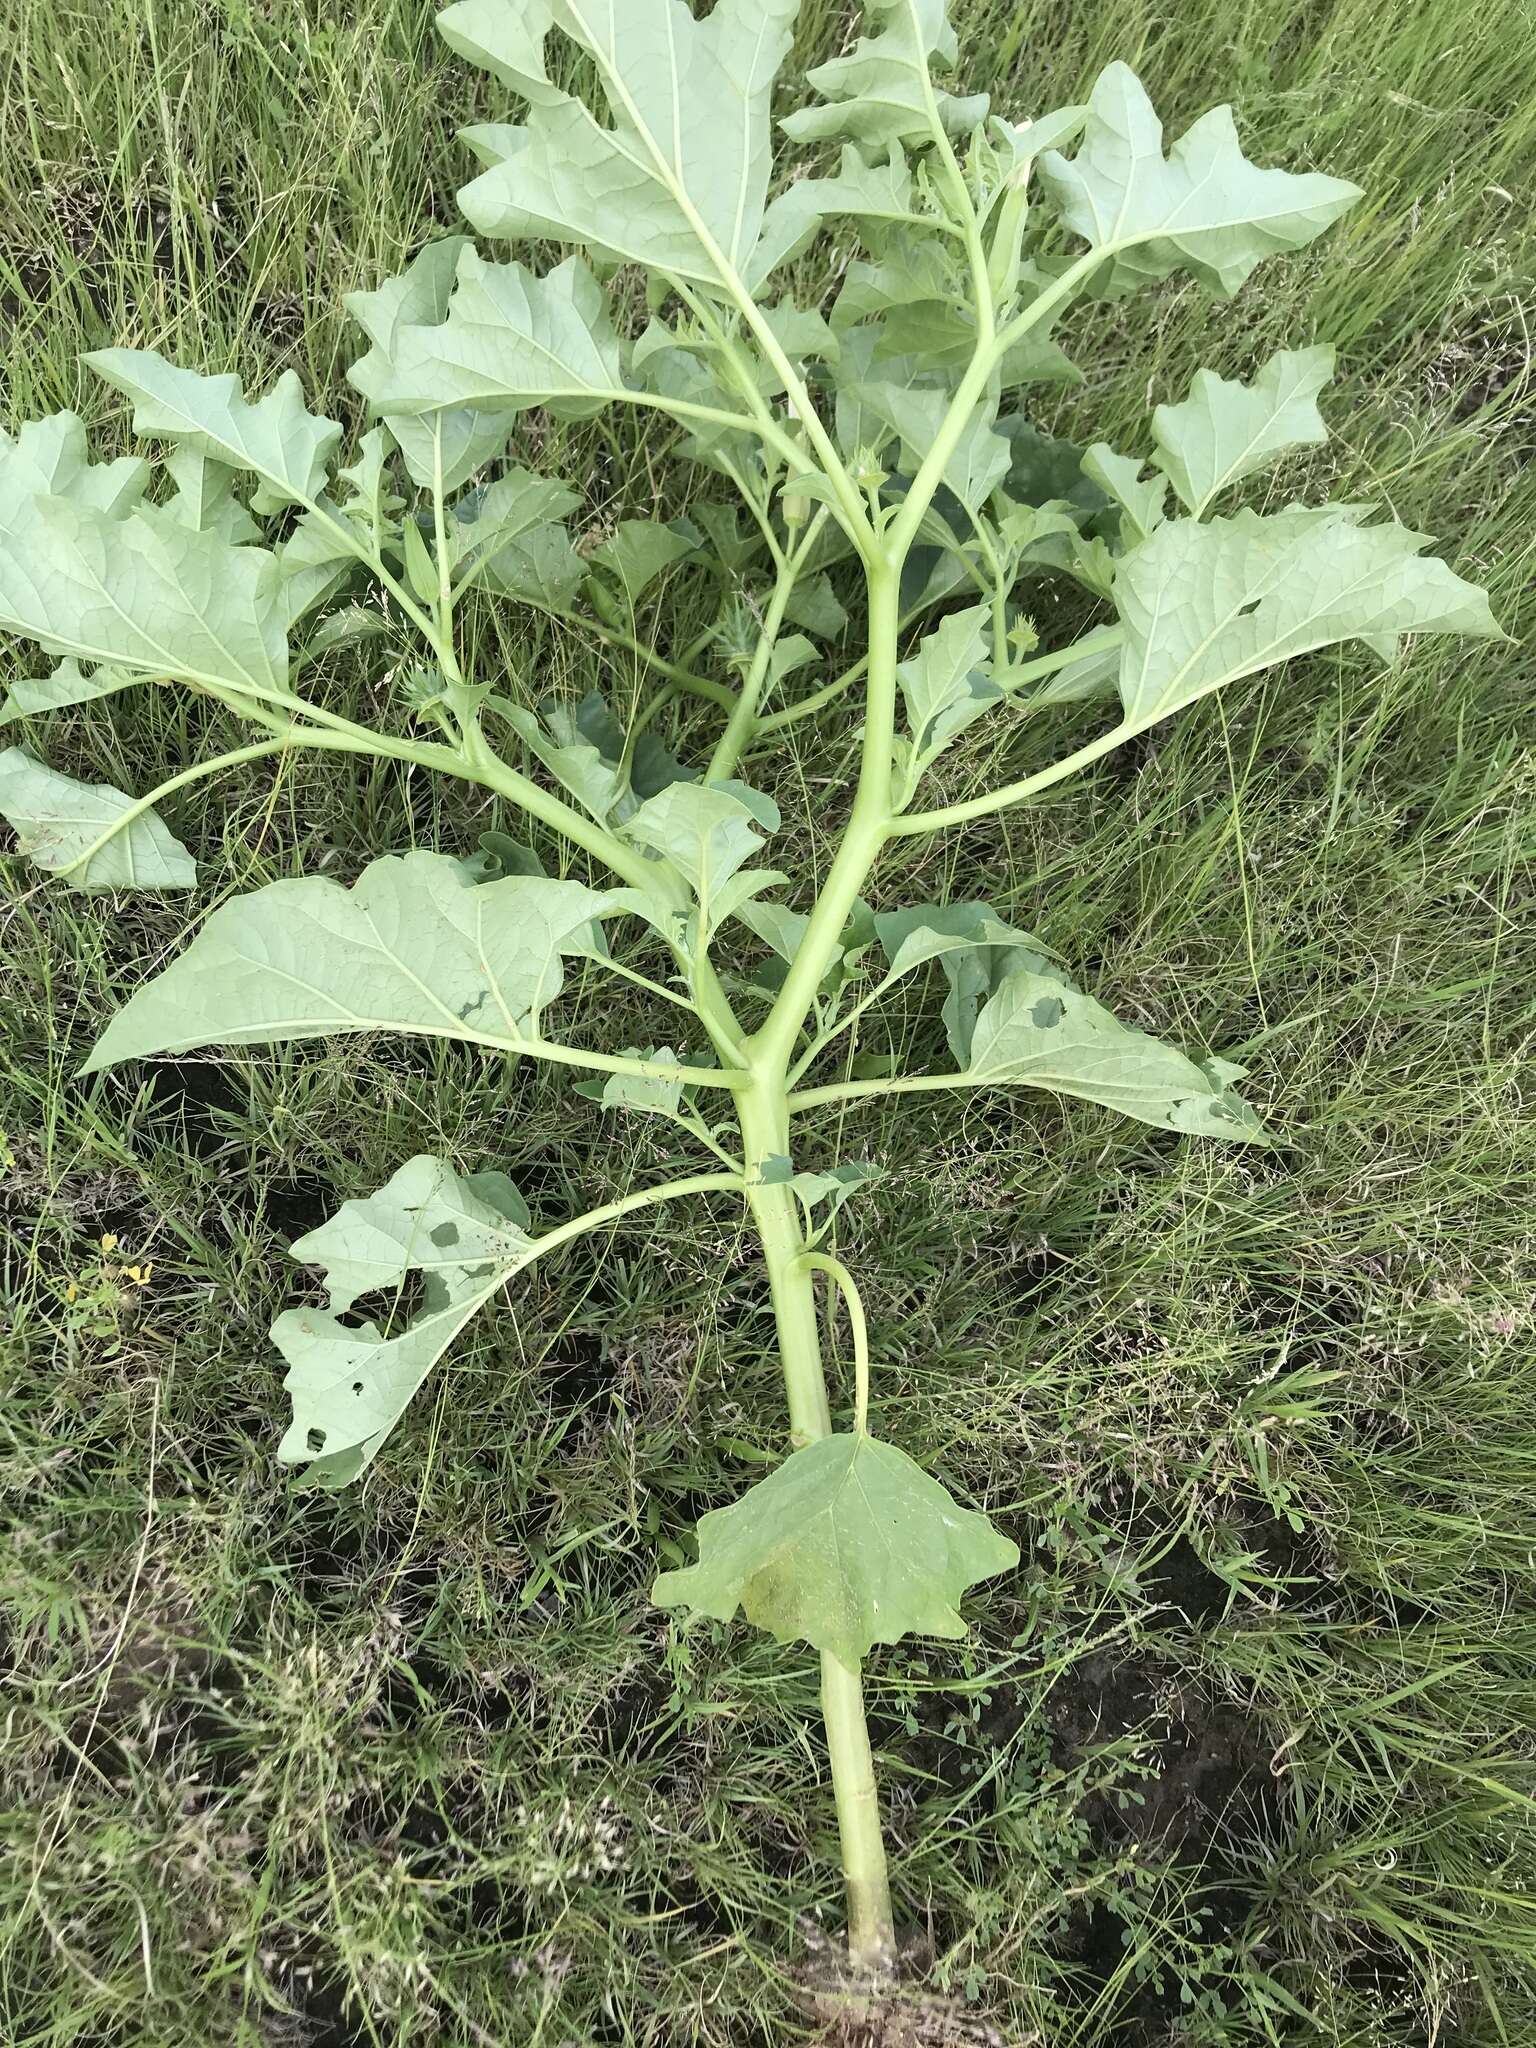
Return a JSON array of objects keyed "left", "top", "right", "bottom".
[
  {"left": 734, "top": 561, "right": 904, "bottom": 1978},
  {"left": 739, "top": 1083, "right": 895, "bottom": 1975}
]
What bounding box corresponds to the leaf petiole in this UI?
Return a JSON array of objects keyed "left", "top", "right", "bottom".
[{"left": 795, "top": 1251, "right": 871, "bottom": 1432}]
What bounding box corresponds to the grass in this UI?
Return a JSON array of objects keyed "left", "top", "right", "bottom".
[{"left": 1, "top": 0, "right": 1533, "bottom": 2041}]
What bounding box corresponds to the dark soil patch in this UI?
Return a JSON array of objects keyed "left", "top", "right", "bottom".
[
  {"left": 1045, "top": 1650, "right": 1283, "bottom": 1862},
  {"left": 544, "top": 1324, "right": 610, "bottom": 1407},
  {"left": 258, "top": 1173, "right": 335, "bottom": 1242},
  {"left": 143, "top": 1056, "right": 245, "bottom": 1154}
]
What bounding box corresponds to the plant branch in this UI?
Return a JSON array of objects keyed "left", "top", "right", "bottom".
[
  {"left": 56, "top": 728, "right": 399, "bottom": 880},
  {"left": 530, "top": 1169, "right": 746, "bottom": 1262},
  {"left": 787, "top": 1071, "right": 973, "bottom": 1113},
  {"left": 890, "top": 712, "right": 1138, "bottom": 835},
  {"left": 706, "top": 505, "right": 830, "bottom": 782}
]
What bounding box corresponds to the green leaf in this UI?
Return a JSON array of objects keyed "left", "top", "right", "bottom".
[
  {"left": 160, "top": 447, "right": 262, "bottom": 545},
  {"left": 480, "top": 522, "right": 586, "bottom": 607},
  {"left": 1113, "top": 506, "right": 1504, "bottom": 726},
  {"left": 875, "top": 901, "right": 1056, "bottom": 1063},
  {"left": 1080, "top": 443, "right": 1167, "bottom": 542},
  {"left": 576, "top": 1045, "right": 686, "bottom": 1117},
  {"left": 587, "top": 519, "right": 700, "bottom": 606},
  {"left": 452, "top": 0, "right": 799, "bottom": 288},
  {"left": 965, "top": 967, "right": 1268, "bottom": 1142},
  {"left": 653, "top": 1432, "right": 1018, "bottom": 1668},
  {"left": 0, "top": 493, "right": 288, "bottom": 692},
  {"left": 350, "top": 250, "right": 627, "bottom": 423},
  {"left": 783, "top": 573, "right": 850, "bottom": 640},
  {"left": 1038, "top": 62, "right": 1361, "bottom": 297},
  {"left": 289, "top": 1153, "right": 533, "bottom": 1314},
  {"left": 997, "top": 416, "right": 1107, "bottom": 519},
  {"left": 276, "top": 512, "right": 359, "bottom": 629},
  {"left": 0, "top": 413, "right": 149, "bottom": 524},
  {"left": 1150, "top": 345, "right": 1335, "bottom": 515},
  {"left": 436, "top": 0, "right": 560, "bottom": 103},
  {"left": 692, "top": 501, "right": 765, "bottom": 574},
  {"left": 338, "top": 429, "right": 403, "bottom": 542},
  {"left": 622, "top": 780, "right": 777, "bottom": 922},
  {"left": 629, "top": 326, "right": 767, "bottom": 483},
  {"left": 750, "top": 145, "right": 923, "bottom": 285},
  {"left": 83, "top": 850, "right": 633, "bottom": 1072},
  {"left": 845, "top": 364, "right": 1012, "bottom": 515},
  {"left": 734, "top": 897, "right": 814, "bottom": 965},
  {"left": 1, "top": 659, "right": 143, "bottom": 725},
  {"left": 756, "top": 1155, "right": 878, "bottom": 1235},
  {"left": 894, "top": 602, "right": 1001, "bottom": 792},
  {"left": 274, "top": 1154, "right": 536, "bottom": 1487},
  {"left": 781, "top": 0, "right": 989, "bottom": 155},
  {"left": 347, "top": 239, "right": 518, "bottom": 491},
  {"left": 86, "top": 350, "right": 342, "bottom": 515},
  {"left": 0, "top": 747, "right": 195, "bottom": 891},
  {"left": 449, "top": 468, "right": 580, "bottom": 579}
]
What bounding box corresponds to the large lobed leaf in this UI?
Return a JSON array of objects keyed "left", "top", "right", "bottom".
[
  {"left": 780, "top": 0, "right": 988, "bottom": 155},
  {"left": 653, "top": 1430, "right": 1018, "bottom": 1669},
  {"left": 1150, "top": 345, "right": 1335, "bottom": 516},
  {"left": 872, "top": 902, "right": 1266, "bottom": 1141},
  {"left": 0, "top": 747, "right": 195, "bottom": 892},
  {"left": 0, "top": 413, "right": 149, "bottom": 523},
  {"left": 83, "top": 850, "right": 632, "bottom": 1072},
  {"left": 1038, "top": 63, "right": 1361, "bottom": 296},
  {"left": 274, "top": 1155, "right": 536, "bottom": 1488},
  {"left": 85, "top": 351, "right": 342, "bottom": 515},
  {"left": 0, "top": 475, "right": 287, "bottom": 694},
  {"left": 448, "top": 0, "right": 800, "bottom": 288},
  {"left": 1113, "top": 505, "right": 1504, "bottom": 725},
  {"left": 346, "top": 238, "right": 519, "bottom": 491},
  {"left": 348, "top": 250, "right": 627, "bottom": 426}
]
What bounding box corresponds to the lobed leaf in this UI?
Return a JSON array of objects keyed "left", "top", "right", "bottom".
[
  {"left": 0, "top": 413, "right": 149, "bottom": 524},
  {"left": 621, "top": 780, "right": 778, "bottom": 925},
  {"left": 347, "top": 238, "right": 519, "bottom": 491},
  {"left": 751, "top": 144, "right": 925, "bottom": 285},
  {"left": 587, "top": 518, "right": 700, "bottom": 606},
  {"left": 1037, "top": 63, "right": 1361, "bottom": 297},
  {"left": 1113, "top": 505, "right": 1505, "bottom": 726},
  {"left": 1150, "top": 345, "right": 1335, "bottom": 516},
  {"left": 875, "top": 901, "right": 1057, "bottom": 1063},
  {"left": 86, "top": 351, "right": 342, "bottom": 515},
  {"left": 350, "top": 250, "right": 626, "bottom": 424},
  {"left": 452, "top": 0, "right": 799, "bottom": 288},
  {"left": 780, "top": 0, "right": 989, "bottom": 156},
  {"left": 965, "top": 968, "right": 1267, "bottom": 1141},
  {"left": 756, "top": 1155, "right": 879, "bottom": 1236},
  {"left": 1, "top": 659, "right": 144, "bottom": 725},
  {"left": 83, "top": 850, "right": 633, "bottom": 1072},
  {"left": 274, "top": 1155, "right": 536, "bottom": 1487},
  {"left": 653, "top": 1431, "right": 1018, "bottom": 1669},
  {"left": 893, "top": 602, "right": 1001, "bottom": 794},
  {"left": 0, "top": 489, "right": 288, "bottom": 694},
  {"left": 1080, "top": 443, "right": 1167, "bottom": 543},
  {"left": 0, "top": 747, "right": 195, "bottom": 892}
]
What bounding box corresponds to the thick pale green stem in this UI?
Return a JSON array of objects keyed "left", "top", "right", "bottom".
[
  {"left": 738, "top": 1086, "right": 894, "bottom": 1974},
  {"left": 728, "top": 563, "right": 910, "bottom": 1977},
  {"left": 821, "top": 1655, "right": 894, "bottom": 1975}
]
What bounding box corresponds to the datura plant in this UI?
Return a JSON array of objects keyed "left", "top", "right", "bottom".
[{"left": 0, "top": 0, "right": 1501, "bottom": 1978}]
